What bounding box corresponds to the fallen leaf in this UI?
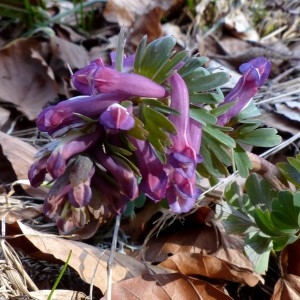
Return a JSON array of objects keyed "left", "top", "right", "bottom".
[
  {"left": 271, "top": 274, "right": 300, "bottom": 300},
  {"left": 0, "top": 107, "right": 10, "bottom": 130},
  {"left": 159, "top": 252, "right": 259, "bottom": 287},
  {"left": 0, "top": 131, "right": 36, "bottom": 182},
  {"left": 16, "top": 221, "right": 155, "bottom": 293},
  {"left": 103, "top": 0, "right": 173, "bottom": 27},
  {"left": 144, "top": 220, "right": 262, "bottom": 286},
  {"left": 0, "top": 37, "right": 58, "bottom": 120},
  {"left": 103, "top": 273, "right": 233, "bottom": 300},
  {"left": 50, "top": 36, "right": 90, "bottom": 70},
  {"left": 275, "top": 101, "right": 300, "bottom": 123}
]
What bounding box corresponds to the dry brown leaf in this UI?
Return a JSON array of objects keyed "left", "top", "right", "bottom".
[
  {"left": 50, "top": 36, "right": 90, "bottom": 70},
  {"left": 159, "top": 252, "right": 259, "bottom": 287},
  {"left": 0, "top": 37, "right": 58, "bottom": 120},
  {"left": 271, "top": 274, "right": 300, "bottom": 300},
  {"left": 275, "top": 102, "right": 300, "bottom": 123},
  {"left": 0, "top": 131, "right": 36, "bottom": 182},
  {"left": 0, "top": 107, "right": 10, "bottom": 130},
  {"left": 103, "top": 272, "right": 233, "bottom": 300},
  {"left": 144, "top": 222, "right": 262, "bottom": 286},
  {"left": 0, "top": 132, "right": 48, "bottom": 198},
  {"left": 17, "top": 221, "right": 153, "bottom": 293},
  {"left": 259, "top": 112, "right": 300, "bottom": 136},
  {"left": 103, "top": 0, "right": 172, "bottom": 27}
]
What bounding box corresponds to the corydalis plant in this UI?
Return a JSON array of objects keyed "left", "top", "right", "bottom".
[{"left": 28, "top": 32, "right": 275, "bottom": 235}]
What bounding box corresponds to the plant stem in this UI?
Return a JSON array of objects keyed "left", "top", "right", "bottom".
[{"left": 107, "top": 214, "right": 121, "bottom": 300}]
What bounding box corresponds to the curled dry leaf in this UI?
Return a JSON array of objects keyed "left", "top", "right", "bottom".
[
  {"left": 271, "top": 274, "right": 300, "bottom": 300},
  {"left": 0, "top": 37, "right": 58, "bottom": 120},
  {"left": 16, "top": 221, "right": 160, "bottom": 294},
  {"left": 144, "top": 220, "right": 262, "bottom": 286},
  {"left": 159, "top": 252, "right": 259, "bottom": 287},
  {"left": 103, "top": 272, "right": 233, "bottom": 300}
]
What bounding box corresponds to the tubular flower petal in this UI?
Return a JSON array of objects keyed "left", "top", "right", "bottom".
[
  {"left": 68, "top": 156, "right": 95, "bottom": 207},
  {"left": 36, "top": 94, "right": 128, "bottom": 134},
  {"left": 217, "top": 57, "right": 271, "bottom": 126},
  {"left": 166, "top": 181, "right": 201, "bottom": 214},
  {"left": 168, "top": 72, "right": 198, "bottom": 178},
  {"left": 94, "top": 148, "right": 139, "bottom": 200},
  {"left": 130, "top": 138, "right": 168, "bottom": 201},
  {"left": 92, "top": 173, "right": 130, "bottom": 214},
  {"left": 47, "top": 129, "right": 101, "bottom": 178},
  {"left": 28, "top": 155, "right": 48, "bottom": 187},
  {"left": 99, "top": 103, "right": 135, "bottom": 130},
  {"left": 72, "top": 60, "right": 168, "bottom": 98}
]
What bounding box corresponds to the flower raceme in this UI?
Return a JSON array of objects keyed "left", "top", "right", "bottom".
[{"left": 28, "top": 35, "right": 272, "bottom": 233}]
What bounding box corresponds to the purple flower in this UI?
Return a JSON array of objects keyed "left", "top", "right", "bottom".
[
  {"left": 72, "top": 59, "right": 168, "bottom": 98},
  {"left": 92, "top": 172, "right": 131, "bottom": 214},
  {"left": 36, "top": 94, "right": 128, "bottom": 134},
  {"left": 130, "top": 138, "right": 168, "bottom": 201},
  {"left": 28, "top": 154, "right": 49, "bottom": 187},
  {"left": 47, "top": 129, "right": 101, "bottom": 178},
  {"left": 166, "top": 180, "right": 201, "bottom": 213},
  {"left": 99, "top": 103, "right": 135, "bottom": 130},
  {"left": 93, "top": 148, "right": 139, "bottom": 200},
  {"left": 44, "top": 156, "right": 95, "bottom": 222},
  {"left": 168, "top": 72, "right": 199, "bottom": 178},
  {"left": 217, "top": 57, "right": 271, "bottom": 126}
]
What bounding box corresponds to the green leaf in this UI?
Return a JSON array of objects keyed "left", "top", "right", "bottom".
[
  {"left": 210, "top": 101, "right": 236, "bottom": 117},
  {"left": 189, "top": 92, "right": 224, "bottom": 105},
  {"left": 216, "top": 201, "right": 257, "bottom": 235},
  {"left": 231, "top": 102, "right": 262, "bottom": 124},
  {"left": 178, "top": 56, "right": 209, "bottom": 78},
  {"left": 233, "top": 144, "right": 252, "bottom": 178},
  {"left": 189, "top": 107, "right": 217, "bottom": 125},
  {"left": 203, "top": 124, "right": 236, "bottom": 148},
  {"left": 271, "top": 191, "right": 300, "bottom": 229},
  {"left": 232, "top": 123, "right": 261, "bottom": 137},
  {"left": 202, "top": 132, "right": 232, "bottom": 166},
  {"left": 253, "top": 209, "right": 283, "bottom": 237},
  {"left": 141, "top": 105, "right": 176, "bottom": 161},
  {"left": 287, "top": 155, "right": 300, "bottom": 173},
  {"left": 199, "top": 142, "right": 228, "bottom": 178},
  {"left": 244, "top": 232, "right": 273, "bottom": 274},
  {"left": 152, "top": 50, "right": 189, "bottom": 83},
  {"left": 141, "top": 98, "right": 179, "bottom": 115},
  {"left": 272, "top": 235, "right": 298, "bottom": 252},
  {"left": 134, "top": 36, "right": 177, "bottom": 81},
  {"left": 235, "top": 128, "right": 282, "bottom": 147},
  {"left": 245, "top": 173, "right": 276, "bottom": 210},
  {"left": 185, "top": 72, "right": 229, "bottom": 93},
  {"left": 134, "top": 36, "right": 147, "bottom": 74},
  {"left": 277, "top": 162, "right": 300, "bottom": 188},
  {"left": 126, "top": 117, "right": 148, "bottom": 140}
]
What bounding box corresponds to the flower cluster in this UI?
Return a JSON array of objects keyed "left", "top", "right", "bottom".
[{"left": 28, "top": 36, "right": 271, "bottom": 234}]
